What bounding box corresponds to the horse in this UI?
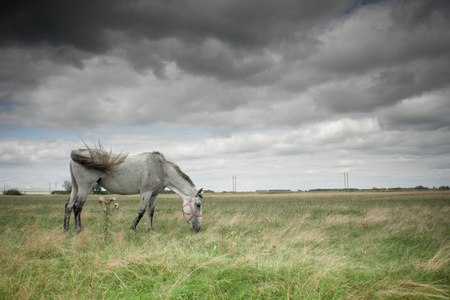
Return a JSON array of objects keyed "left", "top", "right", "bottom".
[{"left": 63, "top": 147, "right": 203, "bottom": 233}]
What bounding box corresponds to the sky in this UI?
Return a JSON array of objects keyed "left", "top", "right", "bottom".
[{"left": 1, "top": 0, "right": 450, "bottom": 192}]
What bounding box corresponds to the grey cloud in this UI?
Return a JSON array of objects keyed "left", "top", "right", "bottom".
[
  {"left": 378, "top": 89, "right": 450, "bottom": 131},
  {"left": 0, "top": 46, "right": 90, "bottom": 104},
  {"left": 392, "top": 0, "right": 450, "bottom": 29},
  {"left": 313, "top": 56, "right": 450, "bottom": 114},
  {"left": 0, "top": 48, "right": 50, "bottom": 93},
  {"left": 368, "top": 60, "right": 450, "bottom": 106},
  {"left": 313, "top": 0, "right": 450, "bottom": 74}
]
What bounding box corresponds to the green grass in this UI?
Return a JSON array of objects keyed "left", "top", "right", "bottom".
[{"left": 0, "top": 191, "right": 449, "bottom": 299}]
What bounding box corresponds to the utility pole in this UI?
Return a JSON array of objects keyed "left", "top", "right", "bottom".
[
  {"left": 344, "top": 172, "right": 349, "bottom": 192},
  {"left": 347, "top": 173, "right": 349, "bottom": 192}
]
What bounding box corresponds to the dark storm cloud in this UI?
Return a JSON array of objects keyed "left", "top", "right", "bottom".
[
  {"left": 1, "top": 0, "right": 350, "bottom": 48},
  {"left": 2, "top": 0, "right": 449, "bottom": 83},
  {"left": 1, "top": 0, "right": 354, "bottom": 75},
  {"left": 1, "top": 0, "right": 111, "bottom": 53}
]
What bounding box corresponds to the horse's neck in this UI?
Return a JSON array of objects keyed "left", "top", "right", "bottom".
[{"left": 165, "top": 166, "right": 195, "bottom": 200}]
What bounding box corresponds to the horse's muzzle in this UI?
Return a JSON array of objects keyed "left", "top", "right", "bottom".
[{"left": 190, "top": 217, "right": 202, "bottom": 232}]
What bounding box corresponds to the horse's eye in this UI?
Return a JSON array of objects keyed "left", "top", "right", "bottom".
[{"left": 195, "top": 201, "right": 201, "bottom": 208}]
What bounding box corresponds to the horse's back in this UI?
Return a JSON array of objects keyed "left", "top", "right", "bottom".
[{"left": 96, "top": 152, "right": 166, "bottom": 195}]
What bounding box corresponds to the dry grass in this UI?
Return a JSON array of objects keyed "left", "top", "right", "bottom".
[
  {"left": 0, "top": 191, "right": 449, "bottom": 299},
  {"left": 423, "top": 246, "right": 450, "bottom": 273},
  {"left": 378, "top": 281, "right": 450, "bottom": 299}
]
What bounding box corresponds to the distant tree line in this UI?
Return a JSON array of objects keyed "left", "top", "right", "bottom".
[{"left": 2, "top": 188, "right": 22, "bottom": 195}]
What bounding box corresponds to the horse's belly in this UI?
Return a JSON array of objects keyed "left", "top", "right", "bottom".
[{"left": 99, "top": 178, "right": 141, "bottom": 195}]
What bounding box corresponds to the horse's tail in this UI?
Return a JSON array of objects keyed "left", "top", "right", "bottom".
[{"left": 71, "top": 147, "right": 128, "bottom": 173}]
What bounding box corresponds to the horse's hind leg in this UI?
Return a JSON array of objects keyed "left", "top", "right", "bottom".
[
  {"left": 63, "top": 195, "right": 74, "bottom": 231},
  {"left": 64, "top": 185, "right": 79, "bottom": 231},
  {"left": 73, "top": 188, "right": 93, "bottom": 233},
  {"left": 64, "top": 189, "right": 82, "bottom": 232},
  {"left": 65, "top": 162, "right": 98, "bottom": 233},
  {"left": 64, "top": 163, "right": 78, "bottom": 231}
]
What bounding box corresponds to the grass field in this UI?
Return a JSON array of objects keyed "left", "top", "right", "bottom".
[{"left": 0, "top": 191, "right": 449, "bottom": 299}]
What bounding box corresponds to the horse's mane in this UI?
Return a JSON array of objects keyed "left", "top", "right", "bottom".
[
  {"left": 152, "top": 152, "right": 195, "bottom": 188},
  {"left": 171, "top": 162, "right": 195, "bottom": 187},
  {"left": 71, "top": 144, "right": 128, "bottom": 173}
]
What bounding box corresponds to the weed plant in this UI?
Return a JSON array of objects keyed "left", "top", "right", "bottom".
[
  {"left": 98, "top": 196, "right": 120, "bottom": 245},
  {"left": 0, "top": 191, "right": 448, "bottom": 299}
]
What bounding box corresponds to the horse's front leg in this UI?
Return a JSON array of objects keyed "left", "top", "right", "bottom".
[
  {"left": 146, "top": 195, "right": 158, "bottom": 232},
  {"left": 130, "top": 193, "right": 152, "bottom": 231},
  {"left": 129, "top": 211, "right": 145, "bottom": 231}
]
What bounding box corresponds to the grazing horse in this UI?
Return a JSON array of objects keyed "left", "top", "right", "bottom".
[{"left": 63, "top": 148, "right": 203, "bottom": 233}]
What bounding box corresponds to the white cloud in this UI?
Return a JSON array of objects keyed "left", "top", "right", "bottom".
[{"left": 1, "top": 118, "right": 449, "bottom": 191}]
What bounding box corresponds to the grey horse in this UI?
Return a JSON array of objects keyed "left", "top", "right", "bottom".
[{"left": 63, "top": 147, "right": 203, "bottom": 233}]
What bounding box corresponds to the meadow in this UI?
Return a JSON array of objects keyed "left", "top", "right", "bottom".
[{"left": 0, "top": 191, "right": 449, "bottom": 299}]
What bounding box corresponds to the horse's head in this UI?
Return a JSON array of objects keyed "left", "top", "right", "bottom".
[{"left": 182, "top": 188, "right": 203, "bottom": 232}]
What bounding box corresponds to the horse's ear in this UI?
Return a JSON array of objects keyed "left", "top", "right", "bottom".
[{"left": 196, "top": 188, "right": 203, "bottom": 196}]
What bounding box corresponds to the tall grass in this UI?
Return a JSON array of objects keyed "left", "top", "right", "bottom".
[{"left": 0, "top": 191, "right": 448, "bottom": 299}]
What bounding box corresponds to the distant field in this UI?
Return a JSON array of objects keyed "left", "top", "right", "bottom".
[{"left": 0, "top": 191, "right": 449, "bottom": 299}]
